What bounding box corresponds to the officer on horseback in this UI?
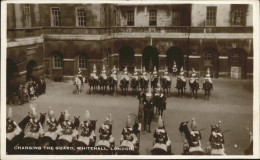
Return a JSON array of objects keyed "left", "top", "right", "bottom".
[
  {"left": 202, "top": 68, "right": 213, "bottom": 90},
  {"left": 153, "top": 116, "right": 171, "bottom": 153},
  {"left": 77, "top": 69, "right": 84, "bottom": 83},
  {"left": 110, "top": 65, "right": 118, "bottom": 81},
  {"left": 132, "top": 67, "right": 139, "bottom": 80},
  {"left": 101, "top": 65, "right": 108, "bottom": 80},
  {"left": 122, "top": 67, "right": 130, "bottom": 81},
  {"left": 6, "top": 108, "right": 22, "bottom": 141},
  {"left": 120, "top": 116, "right": 138, "bottom": 151},
  {"left": 172, "top": 61, "right": 178, "bottom": 77},
  {"left": 99, "top": 114, "right": 115, "bottom": 147},
  {"left": 90, "top": 64, "right": 98, "bottom": 80}
]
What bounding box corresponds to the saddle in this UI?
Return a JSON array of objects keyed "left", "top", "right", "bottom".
[
  {"left": 59, "top": 134, "right": 73, "bottom": 143},
  {"left": 189, "top": 146, "right": 204, "bottom": 153},
  {"left": 152, "top": 143, "right": 167, "bottom": 152},
  {"left": 96, "top": 140, "right": 110, "bottom": 148},
  {"left": 78, "top": 136, "right": 92, "bottom": 146},
  {"left": 121, "top": 140, "right": 135, "bottom": 151},
  {"left": 44, "top": 131, "right": 58, "bottom": 141}
]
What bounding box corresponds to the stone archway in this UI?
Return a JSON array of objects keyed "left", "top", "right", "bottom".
[
  {"left": 119, "top": 46, "right": 135, "bottom": 71},
  {"left": 142, "top": 46, "right": 159, "bottom": 72},
  {"left": 26, "top": 60, "right": 37, "bottom": 81},
  {"left": 166, "top": 47, "right": 184, "bottom": 73}
]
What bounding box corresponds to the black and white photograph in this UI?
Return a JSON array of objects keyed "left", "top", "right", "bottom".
[{"left": 1, "top": 0, "right": 259, "bottom": 159}]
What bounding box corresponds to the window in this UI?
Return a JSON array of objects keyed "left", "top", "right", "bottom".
[
  {"left": 76, "top": 8, "right": 86, "bottom": 27},
  {"left": 53, "top": 54, "right": 62, "bottom": 68},
  {"left": 204, "top": 52, "right": 213, "bottom": 66},
  {"left": 206, "top": 7, "right": 217, "bottom": 26},
  {"left": 231, "top": 5, "right": 247, "bottom": 26},
  {"left": 127, "top": 10, "right": 134, "bottom": 26},
  {"left": 172, "top": 10, "right": 181, "bottom": 26},
  {"left": 78, "top": 55, "right": 87, "bottom": 69},
  {"left": 231, "top": 52, "right": 240, "bottom": 63},
  {"left": 51, "top": 8, "right": 61, "bottom": 26},
  {"left": 24, "top": 4, "right": 31, "bottom": 27},
  {"left": 149, "top": 10, "right": 157, "bottom": 26}
]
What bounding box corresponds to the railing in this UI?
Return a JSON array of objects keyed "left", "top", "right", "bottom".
[{"left": 7, "top": 26, "right": 253, "bottom": 40}]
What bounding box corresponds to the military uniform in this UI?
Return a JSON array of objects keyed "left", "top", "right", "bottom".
[
  {"left": 6, "top": 108, "right": 22, "bottom": 141},
  {"left": 190, "top": 68, "right": 198, "bottom": 83}
]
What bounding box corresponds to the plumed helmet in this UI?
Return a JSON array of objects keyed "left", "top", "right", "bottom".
[
  {"left": 85, "top": 110, "right": 90, "bottom": 120},
  {"left": 126, "top": 116, "right": 131, "bottom": 128},
  {"left": 165, "top": 66, "right": 168, "bottom": 72},
  {"left": 143, "top": 66, "right": 146, "bottom": 72},
  {"left": 180, "top": 72, "right": 184, "bottom": 75},
  {"left": 173, "top": 61, "right": 176, "bottom": 66},
  {"left": 124, "top": 66, "right": 127, "bottom": 72},
  {"left": 134, "top": 66, "right": 137, "bottom": 72},
  {"left": 153, "top": 66, "right": 157, "bottom": 73},
  {"left": 48, "top": 106, "right": 54, "bottom": 117},
  {"left": 113, "top": 65, "right": 116, "bottom": 71},
  {"left": 113, "top": 71, "right": 116, "bottom": 74},
  {"left": 7, "top": 108, "right": 13, "bottom": 119},
  {"left": 93, "top": 64, "right": 96, "bottom": 70},
  {"left": 30, "top": 104, "right": 38, "bottom": 118},
  {"left": 192, "top": 68, "right": 195, "bottom": 73},
  {"left": 207, "top": 68, "right": 210, "bottom": 74},
  {"left": 158, "top": 116, "right": 163, "bottom": 128},
  {"left": 108, "top": 114, "right": 112, "bottom": 124},
  {"left": 191, "top": 118, "right": 197, "bottom": 130},
  {"left": 206, "top": 73, "right": 211, "bottom": 78},
  {"left": 64, "top": 110, "right": 70, "bottom": 121}
]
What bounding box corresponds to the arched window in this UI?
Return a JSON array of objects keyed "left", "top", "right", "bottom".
[
  {"left": 204, "top": 52, "right": 213, "bottom": 66},
  {"left": 53, "top": 54, "right": 62, "bottom": 68},
  {"left": 78, "top": 55, "right": 88, "bottom": 69}
]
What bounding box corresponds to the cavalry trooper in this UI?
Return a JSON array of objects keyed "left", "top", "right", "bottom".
[
  {"left": 172, "top": 61, "right": 178, "bottom": 77},
  {"left": 132, "top": 67, "right": 139, "bottom": 80},
  {"left": 202, "top": 68, "right": 213, "bottom": 90},
  {"left": 190, "top": 68, "right": 198, "bottom": 83},
  {"left": 99, "top": 114, "right": 115, "bottom": 147},
  {"left": 101, "top": 65, "right": 108, "bottom": 80},
  {"left": 78, "top": 110, "right": 96, "bottom": 145},
  {"left": 44, "top": 106, "right": 61, "bottom": 140},
  {"left": 90, "top": 64, "right": 98, "bottom": 80},
  {"left": 189, "top": 118, "right": 202, "bottom": 148},
  {"left": 110, "top": 65, "right": 118, "bottom": 81},
  {"left": 141, "top": 67, "right": 148, "bottom": 81},
  {"left": 153, "top": 116, "right": 171, "bottom": 153},
  {"left": 175, "top": 66, "right": 187, "bottom": 89},
  {"left": 120, "top": 116, "right": 138, "bottom": 151},
  {"left": 6, "top": 108, "right": 22, "bottom": 141},
  {"left": 77, "top": 68, "right": 84, "bottom": 83},
  {"left": 163, "top": 67, "right": 171, "bottom": 81},
  {"left": 209, "top": 121, "right": 225, "bottom": 150},
  {"left": 152, "top": 66, "right": 158, "bottom": 81},
  {"left": 24, "top": 104, "right": 44, "bottom": 139},
  {"left": 122, "top": 67, "right": 130, "bottom": 81}
]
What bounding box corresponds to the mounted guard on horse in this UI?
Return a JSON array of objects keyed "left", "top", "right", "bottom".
[
  {"left": 175, "top": 67, "right": 187, "bottom": 97},
  {"left": 108, "top": 65, "right": 118, "bottom": 92},
  {"left": 151, "top": 116, "right": 172, "bottom": 155},
  {"left": 99, "top": 65, "right": 108, "bottom": 92},
  {"left": 139, "top": 67, "right": 149, "bottom": 92},
  {"left": 131, "top": 67, "right": 140, "bottom": 94},
  {"left": 189, "top": 68, "right": 200, "bottom": 98},
  {"left": 151, "top": 66, "right": 159, "bottom": 91},
  {"left": 120, "top": 67, "right": 130, "bottom": 94},
  {"left": 202, "top": 68, "right": 213, "bottom": 100},
  {"left": 161, "top": 67, "right": 171, "bottom": 94},
  {"left": 172, "top": 61, "right": 178, "bottom": 77},
  {"left": 89, "top": 64, "right": 99, "bottom": 93}
]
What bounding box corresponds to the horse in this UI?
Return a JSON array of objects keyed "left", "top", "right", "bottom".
[
  {"left": 153, "top": 93, "right": 166, "bottom": 117},
  {"left": 74, "top": 76, "right": 83, "bottom": 94},
  {"left": 130, "top": 78, "right": 139, "bottom": 95},
  {"left": 88, "top": 76, "right": 98, "bottom": 94},
  {"left": 98, "top": 76, "right": 108, "bottom": 93},
  {"left": 203, "top": 80, "right": 213, "bottom": 100},
  {"left": 151, "top": 77, "right": 159, "bottom": 91},
  {"left": 139, "top": 77, "right": 148, "bottom": 92},
  {"left": 189, "top": 79, "right": 199, "bottom": 99},
  {"left": 151, "top": 143, "right": 170, "bottom": 155},
  {"left": 108, "top": 76, "right": 117, "bottom": 93},
  {"left": 160, "top": 77, "right": 171, "bottom": 95},
  {"left": 179, "top": 121, "right": 205, "bottom": 155},
  {"left": 39, "top": 113, "right": 47, "bottom": 127},
  {"left": 143, "top": 99, "right": 154, "bottom": 133},
  {"left": 176, "top": 78, "right": 186, "bottom": 97},
  {"left": 73, "top": 116, "right": 80, "bottom": 130},
  {"left": 120, "top": 78, "right": 129, "bottom": 95}
]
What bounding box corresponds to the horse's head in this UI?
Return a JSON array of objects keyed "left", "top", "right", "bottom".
[
  {"left": 18, "top": 112, "right": 32, "bottom": 130},
  {"left": 39, "top": 112, "right": 47, "bottom": 126},
  {"left": 179, "top": 121, "right": 189, "bottom": 133},
  {"left": 133, "top": 121, "right": 140, "bottom": 134},
  {"left": 90, "top": 120, "right": 97, "bottom": 132},
  {"left": 73, "top": 116, "right": 80, "bottom": 130},
  {"left": 58, "top": 112, "right": 65, "bottom": 124}
]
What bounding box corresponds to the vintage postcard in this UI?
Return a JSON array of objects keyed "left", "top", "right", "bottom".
[{"left": 1, "top": 0, "right": 259, "bottom": 159}]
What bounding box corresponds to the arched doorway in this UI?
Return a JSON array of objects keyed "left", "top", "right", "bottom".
[
  {"left": 166, "top": 47, "right": 184, "bottom": 73},
  {"left": 7, "top": 58, "right": 18, "bottom": 87},
  {"left": 119, "top": 46, "right": 135, "bottom": 71},
  {"left": 202, "top": 48, "right": 219, "bottom": 78},
  {"left": 228, "top": 48, "right": 247, "bottom": 79},
  {"left": 142, "top": 46, "right": 159, "bottom": 72},
  {"left": 26, "top": 60, "right": 37, "bottom": 81}
]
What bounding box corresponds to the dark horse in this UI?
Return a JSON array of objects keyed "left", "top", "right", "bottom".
[
  {"left": 176, "top": 78, "right": 186, "bottom": 97},
  {"left": 153, "top": 93, "right": 166, "bottom": 117},
  {"left": 161, "top": 77, "right": 171, "bottom": 95},
  {"left": 179, "top": 121, "right": 204, "bottom": 155},
  {"left": 108, "top": 76, "right": 117, "bottom": 93},
  {"left": 120, "top": 78, "right": 129, "bottom": 95},
  {"left": 139, "top": 77, "right": 148, "bottom": 92},
  {"left": 98, "top": 76, "right": 108, "bottom": 93},
  {"left": 143, "top": 99, "right": 154, "bottom": 133},
  {"left": 130, "top": 78, "right": 139, "bottom": 95},
  {"left": 88, "top": 77, "right": 98, "bottom": 94},
  {"left": 203, "top": 80, "right": 213, "bottom": 100},
  {"left": 151, "top": 77, "right": 159, "bottom": 91},
  {"left": 189, "top": 79, "right": 199, "bottom": 99}
]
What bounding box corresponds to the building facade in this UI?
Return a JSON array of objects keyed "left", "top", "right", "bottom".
[{"left": 7, "top": 3, "right": 253, "bottom": 86}]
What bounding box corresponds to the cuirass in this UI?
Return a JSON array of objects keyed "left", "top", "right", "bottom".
[{"left": 30, "top": 119, "right": 40, "bottom": 132}]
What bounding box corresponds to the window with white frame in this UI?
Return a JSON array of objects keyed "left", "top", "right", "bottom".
[
  {"left": 149, "top": 10, "right": 157, "bottom": 26},
  {"left": 127, "top": 10, "right": 134, "bottom": 26},
  {"left": 53, "top": 54, "right": 62, "bottom": 68},
  {"left": 231, "top": 5, "right": 246, "bottom": 26},
  {"left": 78, "top": 55, "right": 87, "bottom": 69},
  {"left": 51, "top": 8, "right": 61, "bottom": 26},
  {"left": 172, "top": 10, "right": 181, "bottom": 26},
  {"left": 206, "top": 7, "right": 217, "bottom": 26},
  {"left": 24, "top": 4, "right": 31, "bottom": 27},
  {"left": 204, "top": 52, "right": 213, "bottom": 66},
  {"left": 76, "top": 8, "right": 86, "bottom": 27}
]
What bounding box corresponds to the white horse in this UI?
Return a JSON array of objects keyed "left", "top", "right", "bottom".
[{"left": 74, "top": 76, "right": 83, "bottom": 94}]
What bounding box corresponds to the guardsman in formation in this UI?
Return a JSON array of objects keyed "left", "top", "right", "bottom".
[
  {"left": 59, "top": 110, "right": 78, "bottom": 142},
  {"left": 99, "top": 114, "right": 115, "bottom": 148},
  {"left": 172, "top": 61, "right": 178, "bottom": 77},
  {"left": 110, "top": 65, "right": 118, "bottom": 81},
  {"left": 153, "top": 116, "right": 172, "bottom": 153},
  {"left": 175, "top": 66, "right": 187, "bottom": 89},
  {"left": 163, "top": 67, "right": 171, "bottom": 82},
  {"left": 120, "top": 116, "right": 138, "bottom": 151},
  {"left": 101, "top": 65, "right": 108, "bottom": 80},
  {"left": 90, "top": 64, "right": 99, "bottom": 80},
  {"left": 6, "top": 108, "right": 22, "bottom": 141},
  {"left": 190, "top": 68, "right": 198, "bottom": 83},
  {"left": 202, "top": 68, "right": 213, "bottom": 90},
  {"left": 132, "top": 67, "right": 139, "bottom": 80},
  {"left": 152, "top": 66, "right": 158, "bottom": 81},
  {"left": 141, "top": 67, "right": 148, "bottom": 81},
  {"left": 44, "top": 106, "right": 60, "bottom": 140},
  {"left": 122, "top": 67, "right": 130, "bottom": 81}
]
